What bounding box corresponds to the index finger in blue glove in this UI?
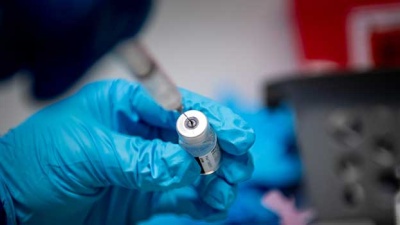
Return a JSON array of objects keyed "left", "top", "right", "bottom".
[
  {"left": 217, "top": 152, "right": 254, "bottom": 184},
  {"left": 198, "top": 175, "right": 237, "bottom": 211},
  {"left": 112, "top": 134, "right": 200, "bottom": 191},
  {"left": 74, "top": 80, "right": 179, "bottom": 143},
  {"left": 196, "top": 152, "right": 253, "bottom": 211},
  {"left": 76, "top": 80, "right": 178, "bottom": 131},
  {"left": 62, "top": 126, "right": 200, "bottom": 191}
]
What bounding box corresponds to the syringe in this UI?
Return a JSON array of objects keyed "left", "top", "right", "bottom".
[{"left": 116, "top": 39, "right": 183, "bottom": 113}]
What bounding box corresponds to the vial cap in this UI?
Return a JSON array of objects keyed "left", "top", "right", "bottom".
[{"left": 176, "top": 110, "right": 209, "bottom": 145}]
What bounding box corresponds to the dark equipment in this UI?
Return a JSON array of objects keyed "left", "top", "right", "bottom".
[{"left": 266, "top": 69, "right": 400, "bottom": 225}]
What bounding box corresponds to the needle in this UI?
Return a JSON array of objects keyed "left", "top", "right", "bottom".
[
  {"left": 177, "top": 105, "right": 194, "bottom": 126},
  {"left": 183, "top": 112, "right": 194, "bottom": 126}
]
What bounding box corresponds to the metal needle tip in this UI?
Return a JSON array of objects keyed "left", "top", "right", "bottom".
[
  {"left": 176, "top": 105, "right": 184, "bottom": 114},
  {"left": 182, "top": 112, "right": 194, "bottom": 126}
]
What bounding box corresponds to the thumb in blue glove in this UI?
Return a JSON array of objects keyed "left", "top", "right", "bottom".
[{"left": 0, "top": 79, "right": 255, "bottom": 225}]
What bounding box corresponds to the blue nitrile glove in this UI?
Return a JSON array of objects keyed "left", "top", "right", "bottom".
[
  {"left": 141, "top": 94, "right": 302, "bottom": 225},
  {"left": 0, "top": 79, "right": 254, "bottom": 225}
]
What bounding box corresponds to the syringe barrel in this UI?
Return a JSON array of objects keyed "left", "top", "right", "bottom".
[
  {"left": 176, "top": 110, "right": 221, "bottom": 175},
  {"left": 116, "top": 41, "right": 182, "bottom": 111},
  {"left": 139, "top": 69, "right": 182, "bottom": 111}
]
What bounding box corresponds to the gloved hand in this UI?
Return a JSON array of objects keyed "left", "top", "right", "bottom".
[
  {"left": 0, "top": 79, "right": 255, "bottom": 225},
  {"left": 0, "top": 0, "right": 152, "bottom": 99},
  {"left": 140, "top": 96, "right": 303, "bottom": 225}
]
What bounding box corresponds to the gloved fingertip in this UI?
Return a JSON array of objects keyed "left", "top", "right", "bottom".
[
  {"left": 175, "top": 155, "right": 202, "bottom": 187},
  {"left": 115, "top": 136, "right": 200, "bottom": 190},
  {"left": 202, "top": 178, "right": 237, "bottom": 211},
  {"left": 218, "top": 152, "right": 254, "bottom": 184},
  {"left": 153, "top": 143, "right": 201, "bottom": 189},
  {"left": 217, "top": 123, "right": 255, "bottom": 156}
]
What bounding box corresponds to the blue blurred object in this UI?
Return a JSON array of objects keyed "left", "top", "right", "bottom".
[
  {"left": 0, "top": 79, "right": 255, "bottom": 225},
  {"left": 225, "top": 101, "right": 302, "bottom": 224},
  {"left": 141, "top": 91, "right": 302, "bottom": 224},
  {"left": 141, "top": 186, "right": 279, "bottom": 225},
  {"left": 219, "top": 90, "right": 302, "bottom": 188},
  {"left": 241, "top": 105, "right": 302, "bottom": 188},
  {"left": 0, "top": 0, "right": 152, "bottom": 99}
]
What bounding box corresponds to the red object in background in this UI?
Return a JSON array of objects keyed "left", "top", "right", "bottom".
[
  {"left": 293, "top": 0, "right": 400, "bottom": 69},
  {"left": 371, "top": 28, "right": 400, "bottom": 67}
]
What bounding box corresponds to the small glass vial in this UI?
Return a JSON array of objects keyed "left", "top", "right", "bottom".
[{"left": 176, "top": 110, "right": 221, "bottom": 175}]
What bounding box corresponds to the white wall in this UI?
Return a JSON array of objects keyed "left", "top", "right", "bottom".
[{"left": 0, "top": 0, "right": 298, "bottom": 134}]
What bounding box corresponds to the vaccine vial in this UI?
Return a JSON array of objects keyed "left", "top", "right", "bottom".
[{"left": 176, "top": 110, "right": 221, "bottom": 175}]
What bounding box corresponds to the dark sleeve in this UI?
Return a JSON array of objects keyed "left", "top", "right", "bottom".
[
  {"left": 0, "top": 0, "right": 152, "bottom": 99},
  {"left": 0, "top": 202, "right": 6, "bottom": 225}
]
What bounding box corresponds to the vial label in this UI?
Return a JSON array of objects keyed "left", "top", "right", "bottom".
[{"left": 195, "top": 145, "right": 221, "bottom": 175}]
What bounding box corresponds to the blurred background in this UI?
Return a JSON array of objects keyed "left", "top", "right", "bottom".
[
  {"left": 2, "top": 0, "right": 400, "bottom": 224},
  {"left": 0, "top": 0, "right": 297, "bottom": 134}
]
